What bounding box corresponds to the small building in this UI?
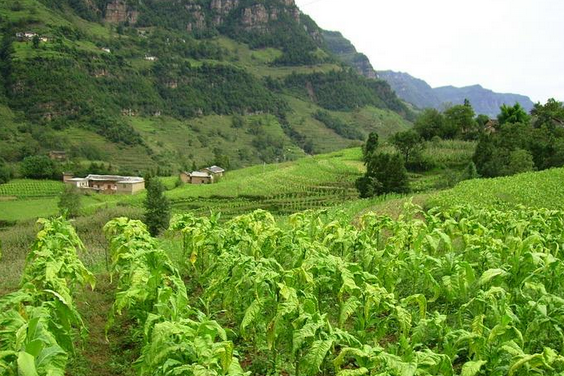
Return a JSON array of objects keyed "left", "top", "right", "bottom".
[
  {"left": 180, "top": 171, "right": 213, "bottom": 185},
  {"left": 101, "top": 47, "right": 111, "bottom": 53},
  {"left": 144, "top": 55, "right": 157, "bottom": 61},
  {"left": 201, "top": 165, "right": 225, "bottom": 178},
  {"left": 67, "top": 177, "right": 89, "bottom": 189},
  {"left": 484, "top": 119, "right": 499, "bottom": 134},
  {"left": 49, "top": 151, "right": 68, "bottom": 161},
  {"left": 63, "top": 173, "right": 145, "bottom": 195}
]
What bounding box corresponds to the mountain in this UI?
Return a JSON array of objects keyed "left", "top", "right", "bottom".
[
  {"left": 0, "top": 0, "right": 412, "bottom": 174},
  {"left": 379, "top": 71, "right": 535, "bottom": 117},
  {"left": 322, "top": 30, "right": 377, "bottom": 80}
]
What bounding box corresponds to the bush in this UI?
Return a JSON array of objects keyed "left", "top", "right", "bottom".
[
  {"left": 0, "top": 161, "right": 11, "bottom": 184},
  {"left": 20, "top": 155, "right": 61, "bottom": 180},
  {"left": 356, "top": 152, "right": 410, "bottom": 198},
  {"left": 58, "top": 185, "right": 82, "bottom": 218}
]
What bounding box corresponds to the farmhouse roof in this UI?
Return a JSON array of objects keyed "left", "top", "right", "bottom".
[
  {"left": 190, "top": 171, "right": 211, "bottom": 178},
  {"left": 206, "top": 165, "right": 225, "bottom": 173},
  {"left": 85, "top": 174, "right": 144, "bottom": 184}
]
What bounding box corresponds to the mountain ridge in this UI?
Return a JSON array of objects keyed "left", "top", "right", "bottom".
[{"left": 379, "top": 70, "right": 535, "bottom": 117}]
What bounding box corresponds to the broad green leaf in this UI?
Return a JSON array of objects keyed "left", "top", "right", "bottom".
[
  {"left": 461, "top": 360, "right": 487, "bottom": 376},
  {"left": 17, "top": 352, "right": 39, "bottom": 376}
]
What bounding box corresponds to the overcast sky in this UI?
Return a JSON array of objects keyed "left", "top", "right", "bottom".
[{"left": 295, "top": 0, "right": 564, "bottom": 103}]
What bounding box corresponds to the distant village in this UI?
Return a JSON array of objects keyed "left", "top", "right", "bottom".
[{"left": 60, "top": 155, "right": 225, "bottom": 195}]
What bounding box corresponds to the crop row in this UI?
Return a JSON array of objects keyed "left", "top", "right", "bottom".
[{"left": 0, "top": 218, "right": 95, "bottom": 374}]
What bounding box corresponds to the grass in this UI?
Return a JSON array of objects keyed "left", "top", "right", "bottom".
[{"left": 0, "top": 198, "right": 59, "bottom": 221}]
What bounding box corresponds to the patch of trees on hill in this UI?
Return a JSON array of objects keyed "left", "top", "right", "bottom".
[
  {"left": 285, "top": 70, "right": 413, "bottom": 118},
  {"left": 409, "top": 99, "right": 564, "bottom": 178}
]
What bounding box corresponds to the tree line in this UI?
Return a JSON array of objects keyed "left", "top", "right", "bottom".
[{"left": 356, "top": 98, "right": 564, "bottom": 197}]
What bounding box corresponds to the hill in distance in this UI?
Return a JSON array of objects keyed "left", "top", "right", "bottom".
[
  {"left": 379, "top": 70, "right": 535, "bottom": 117},
  {"left": 0, "top": 0, "right": 412, "bottom": 175}
]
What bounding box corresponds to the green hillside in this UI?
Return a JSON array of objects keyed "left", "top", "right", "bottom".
[
  {"left": 0, "top": 0, "right": 412, "bottom": 174},
  {"left": 0, "top": 139, "right": 476, "bottom": 223}
]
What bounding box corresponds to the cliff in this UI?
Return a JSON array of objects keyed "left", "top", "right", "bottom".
[{"left": 322, "top": 30, "right": 377, "bottom": 79}]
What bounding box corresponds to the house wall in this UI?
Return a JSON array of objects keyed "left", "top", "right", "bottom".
[
  {"left": 180, "top": 173, "right": 191, "bottom": 183},
  {"left": 116, "top": 181, "right": 145, "bottom": 194},
  {"left": 191, "top": 176, "right": 212, "bottom": 185},
  {"left": 89, "top": 180, "right": 118, "bottom": 193}
]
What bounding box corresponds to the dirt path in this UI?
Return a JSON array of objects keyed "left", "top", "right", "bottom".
[{"left": 70, "top": 273, "right": 135, "bottom": 376}]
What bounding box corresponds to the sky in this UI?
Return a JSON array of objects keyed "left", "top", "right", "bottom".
[{"left": 295, "top": 0, "right": 564, "bottom": 103}]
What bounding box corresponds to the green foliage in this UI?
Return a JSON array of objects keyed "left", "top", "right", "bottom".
[
  {"left": 20, "top": 155, "right": 61, "bottom": 180},
  {"left": 531, "top": 98, "right": 564, "bottom": 129},
  {"left": 143, "top": 177, "right": 170, "bottom": 236},
  {"left": 103, "top": 217, "right": 246, "bottom": 375},
  {"left": 0, "top": 159, "right": 11, "bottom": 184},
  {"left": 473, "top": 99, "right": 564, "bottom": 177},
  {"left": 57, "top": 184, "right": 81, "bottom": 217},
  {"left": 0, "top": 217, "right": 94, "bottom": 375},
  {"left": 356, "top": 152, "right": 409, "bottom": 197},
  {"left": 498, "top": 103, "right": 530, "bottom": 125},
  {"left": 284, "top": 70, "right": 412, "bottom": 117},
  {"left": 165, "top": 204, "right": 564, "bottom": 375},
  {"left": 414, "top": 108, "right": 447, "bottom": 140},
  {"left": 391, "top": 129, "right": 424, "bottom": 164},
  {"left": 443, "top": 101, "right": 478, "bottom": 139},
  {"left": 313, "top": 110, "right": 363, "bottom": 140},
  {"left": 361, "top": 132, "right": 379, "bottom": 162},
  {"left": 461, "top": 161, "right": 479, "bottom": 181},
  {"left": 430, "top": 167, "right": 564, "bottom": 209},
  {"left": 155, "top": 62, "right": 288, "bottom": 118}
]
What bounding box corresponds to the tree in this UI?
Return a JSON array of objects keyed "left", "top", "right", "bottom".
[
  {"left": 356, "top": 152, "right": 410, "bottom": 198},
  {"left": 504, "top": 149, "right": 535, "bottom": 176},
  {"left": 20, "top": 155, "right": 60, "bottom": 179},
  {"left": 444, "top": 102, "right": 477, "bottom": 139},
  {"left": 0, "top": 159, "right": 11, "bottom": 184},
  {"left": 461, "top": 161, "right": 479, "bottom": 181},
  {"left": 531, "top": 98, "right": 564, "bottom": 130},
  {"left": 362, "top": 132, "right": 379, "bottom": 161},
  {"left": 58, "top": 185, "right": 82, "bottom": 218},
  {"left": 32, "top": 35, "right": 40, "bottom": 49},
  {"left": 413, "top": 108, "right": 446, "bottom": 140},
  {"left": 231, "top": 114, "right": 246, "bottom": 129},
  {"left": 498, "top": 103, "right": 530, "bottom": 125},
  {"left": 144, "top": 177, "right": 170, "bottom": 236},
  {"left": 391, "top": 129, "right": 423, "bottom": 164}
]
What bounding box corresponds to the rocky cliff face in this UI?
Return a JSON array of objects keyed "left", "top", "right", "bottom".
[
  {"left": 322, "top": 30, "right": 377, "bottom": 80},
  {"left": 380, "top": 71, "right": 534, "bottom": 117},
  {"left": 104, "top": 0, "right": 138, "bottom": 24},
  {"left": 103, "top": 0, "right": 301, "bottom": 34}
]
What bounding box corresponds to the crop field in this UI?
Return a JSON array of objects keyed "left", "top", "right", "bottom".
[
  {"left": 3, "top": 202, "right": 564, "bottom": 375},
  {"left": 429, "top": 167, "right": 564, "bottom": 210},
  {"left": 0, "top": 179, "right": 64, "bottom": 199},
  {"left": 166, "top": 148, "right": 364, "bottom": 219}
]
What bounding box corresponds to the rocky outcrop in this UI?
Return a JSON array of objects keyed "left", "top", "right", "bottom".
[
  {"left": 105, "top": 0, "right": 138, "bottom": 24},
  {"left": 322, "top": 30, "right": 378, "bottom": 80},
  {"left": 210, "top": 0, "right": 240, "bottom": 25}
]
